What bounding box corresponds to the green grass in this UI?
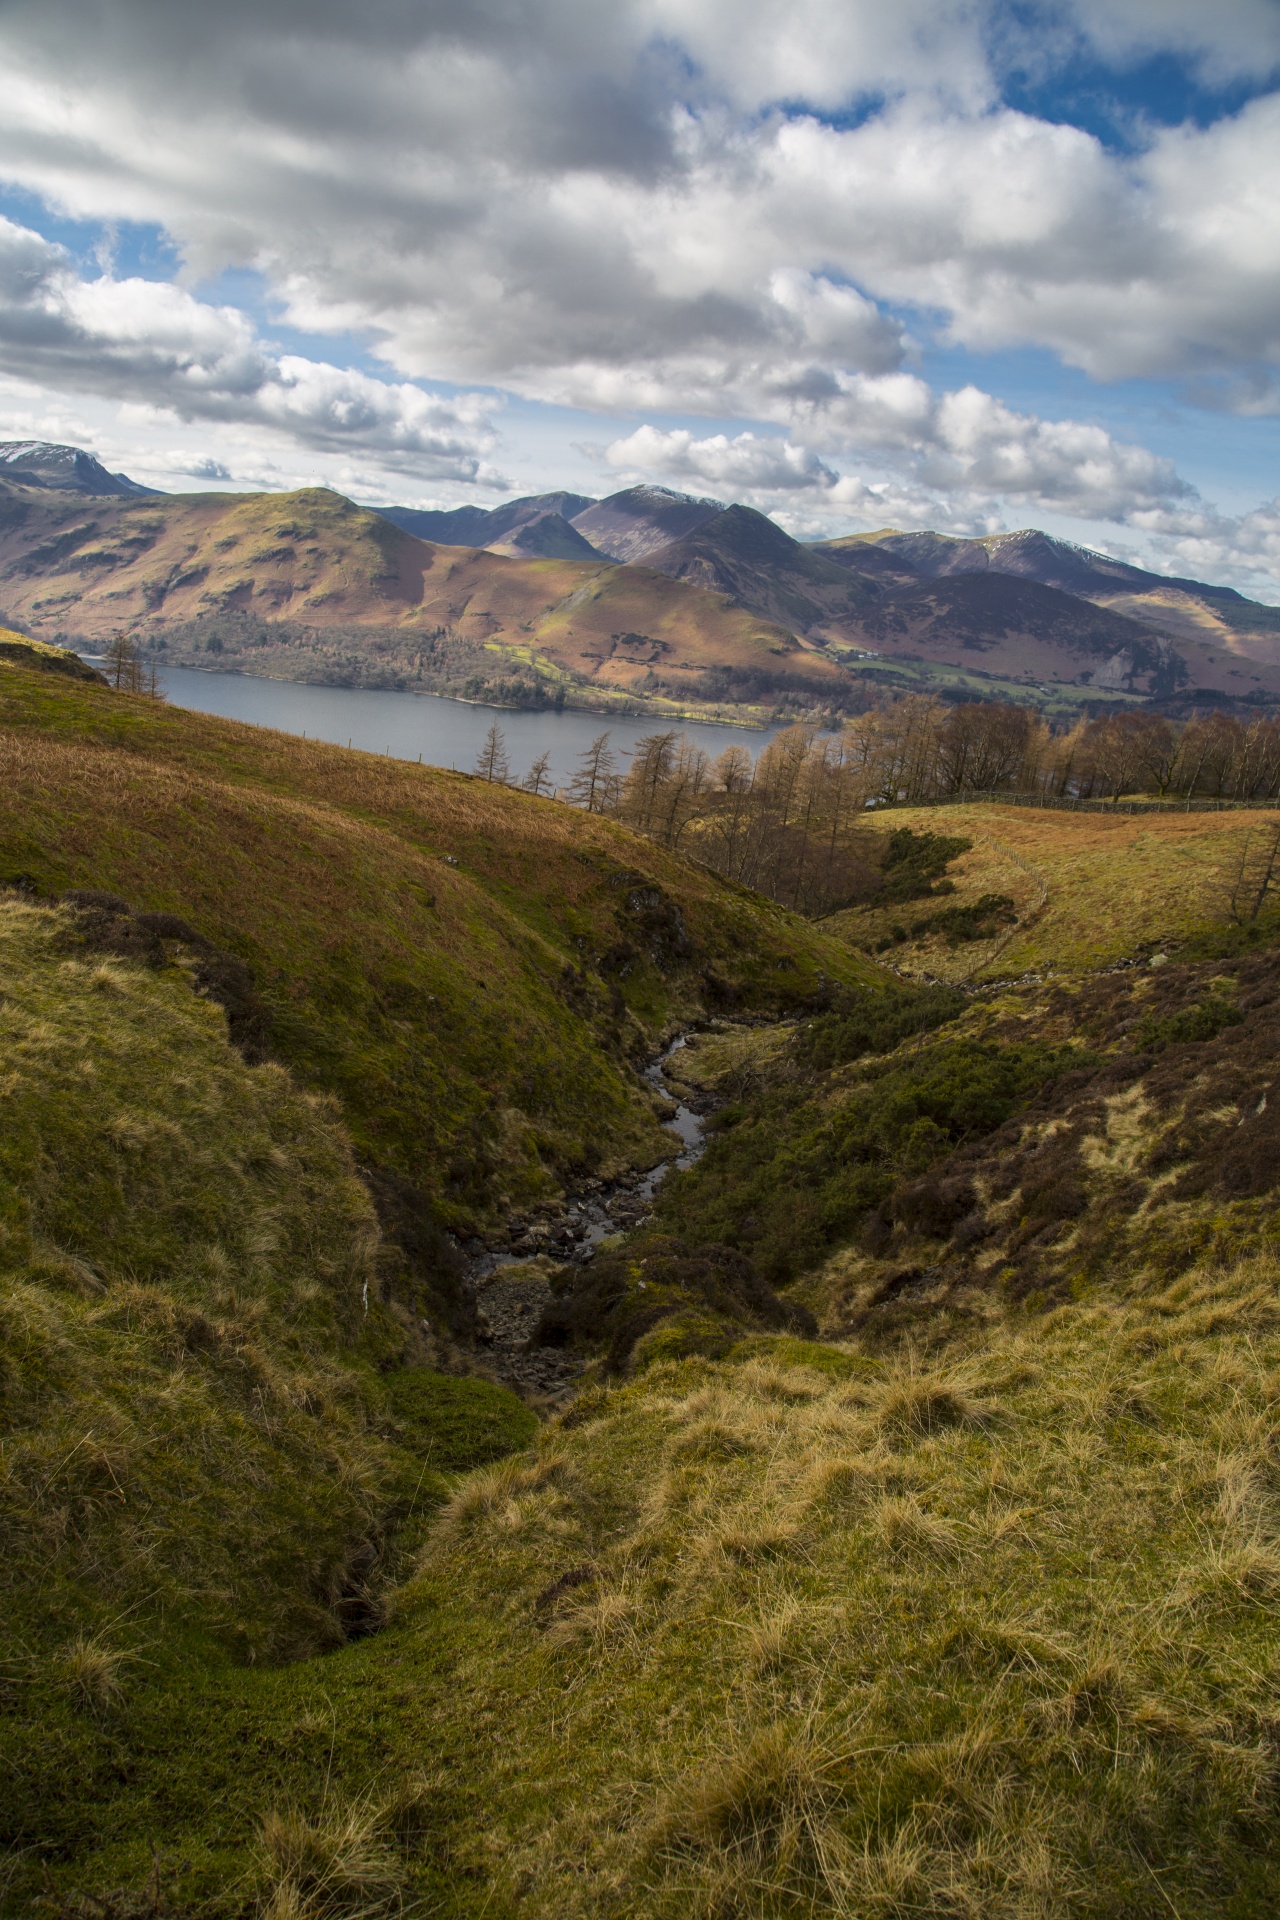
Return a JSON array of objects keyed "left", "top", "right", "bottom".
[
  {"left": 14, "top": 1253, "right": 1280, "bottom": 1917},
  {"left": 0, "top": 659, "right": 878, "bottom": 1235},
  {"left": 0, "top": 893, "right": 539, "bottom": 1907},
  {"left": 12, "top": 669, "right": 1280, "bottom": 1917}
]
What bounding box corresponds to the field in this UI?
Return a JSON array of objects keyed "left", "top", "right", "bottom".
[{"left": 822, "top": 801, "right": 1280, "bottom": 980}]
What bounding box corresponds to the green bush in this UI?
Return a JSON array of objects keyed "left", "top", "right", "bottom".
[
  {"left": 1136, "top": 994, "right": 1245, "bottom": 1050},
  {"left": 875, "top": 827, "right": 971, "bottom": 904},
  {"left": 798, "top": 981, "right": 965, "bottom": 1071},
  {"left": 911, "top": 891, "right": 1018, "bottom": 947},
  {"left": 656, "top": 1034, "right": 1088, "bottom": 1283}
]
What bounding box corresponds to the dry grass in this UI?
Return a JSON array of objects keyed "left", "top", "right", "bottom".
[
  {"left": 257, "top": 1800, "right": 404, "bottom": 1919},
  {"left": 827, "top": 801, "right": 1280, "bottom": 976},
  {"left": 56, "top": 1632, "right": 133, "bottom": 1713},
  {"left": 383, "top": 1246, "right": 1280, "bottom": 1916}
]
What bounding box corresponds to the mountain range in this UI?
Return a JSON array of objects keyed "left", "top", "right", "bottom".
[
  {"left": 381, "top": 478, "right": 1280, "bottom": 701},
  {"left": 2, "top": 441, "right": 1279, "bottom": 710}
]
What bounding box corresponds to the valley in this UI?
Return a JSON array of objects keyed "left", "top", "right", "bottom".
[{"left": 5, "top": 628, "right": 1280, "bottom": 1916}]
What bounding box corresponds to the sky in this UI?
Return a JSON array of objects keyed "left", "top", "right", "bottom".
[{"left": 1, "top": 2, "right": 1280, "bottom": 594}]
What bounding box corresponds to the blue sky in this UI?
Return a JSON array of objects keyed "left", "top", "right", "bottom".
[{"left": 0, "top": 0, "right": 1279, "bottom": 593}]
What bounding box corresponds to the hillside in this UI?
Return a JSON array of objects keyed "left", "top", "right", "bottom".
[
  {"left": 0, "top": 479, "right": 842, "bottom": 709},
  {"left": 0, "top": 437, "right": 155, "bottom": 497},
  {"left": 9, "top": 755, "right": 1280, "bottom": 1914},
  {"left": 5, "top": 448, "right": 1280, "bottom": 714},
  {"left": 617, "top": 501, "right": 1280, "bottom": 701},
  {"left": 0, "top": 647, "right": 873, "bottom": 1284},
  {"left": 836, "top": 571, "right": 1193, "bottom": 695},
  {"left": 642, "top": 502, "right": 876, "bottom": 635},
  {"left": 570, "top": 484, "right": 725, "bottom": 562},
  {"left": 380, "top": 491, "right": 598, "bottom": 552},
  {"left": 821, "top": 525, "right": 1280, "bottom": 679}
]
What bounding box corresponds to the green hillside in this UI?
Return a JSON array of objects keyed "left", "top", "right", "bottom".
[
  {"left": 0, "top": 655, "right": 874, "bottom": 1239},
  {"left": 6, "top": 656, "right": 1280, "bottom": 1917}
]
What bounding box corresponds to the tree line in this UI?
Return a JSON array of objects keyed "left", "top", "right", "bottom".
[{"left": 473, "top": 700, "right": 1280, "bottom": 916}]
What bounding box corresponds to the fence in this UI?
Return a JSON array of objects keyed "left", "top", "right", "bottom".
[{"left": 874, "top": 789, "right": 1280, "bottom": 817}]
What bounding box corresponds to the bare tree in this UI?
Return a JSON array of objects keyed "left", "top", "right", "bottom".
[
  {"left": 521, "top": 749, "right": 553, "bottom": 797},
  {"left": 568, "top": 732, "right": 617, "bottom": 811},
  {"left": 474, "top": 723, "right": 511, "bottom": 784},
  {"left": 619, "top": 732, "right": 678, "bottom": 831},
  {"left": 104, "top": 632, "right": 145, "bottom": 692}
]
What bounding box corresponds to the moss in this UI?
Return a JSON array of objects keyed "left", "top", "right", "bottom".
[
  {"left": 382, "top": 1369, "right": 539, "bottom": 1469},
  {"left": 631, "top": 1309, "right": 737, "bottom": 1370}
]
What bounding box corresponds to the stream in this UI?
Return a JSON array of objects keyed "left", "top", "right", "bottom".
[{"left": 466, "top": 1036, "right": 709, "bottom": 1396}]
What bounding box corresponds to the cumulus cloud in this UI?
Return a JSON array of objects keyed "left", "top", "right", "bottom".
[
  {"left": 0, "top": 0, "right": 1276, "bottom": 405},
  {"left": 0, "top": 1, "right": 1277, "bottom": 578},
  {"left": 605, "top": 424, "right": 836, "bottom": 490},
  {"left": 0, "top": 216, "right": 502, "bottom": 480},
  {"left": 607, "top": 382, "right": 1190, "bottom": 523}
]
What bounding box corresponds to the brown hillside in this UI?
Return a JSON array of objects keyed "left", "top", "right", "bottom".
[
  {"left": 826, "top": 571, "right": 1280, "bottom": 699},
  {"left": 0, "top": 479, "right": 840, "bottom": 701}
]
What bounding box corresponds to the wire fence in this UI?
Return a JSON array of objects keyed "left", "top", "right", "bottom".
[{"left": 873, "top": 789, "right": 1280, "bottom": 817}]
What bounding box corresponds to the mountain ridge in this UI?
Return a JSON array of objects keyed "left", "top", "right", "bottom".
[
  {"left": 0, "top": 438, "right": 157, "bottom": 497},
  {"left": 5, "top": 440, "right": 1280, "bottom": 709}
]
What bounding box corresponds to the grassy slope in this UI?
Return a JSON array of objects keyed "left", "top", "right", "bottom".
[
  {"left": 0, "top": 658, "right": 877, "bottom": 1232},
  {"left": 0, "top": 891, "right": 541, "bottom": 1904},
  {"left": 18, "top": 1263, "right": 1280, "bottom": 1917},
  {"left": 11, "top": 713, "right": 1280, "bottom": 1916},
  {"left": 0, "top": 893, "right": 406, "bottom": 1662},
  {"left": 0, "top": 482, "right": 841, "bottom": 701},
  {"left": 821, "top": 800, "right": 1280, "bottom": 980}
]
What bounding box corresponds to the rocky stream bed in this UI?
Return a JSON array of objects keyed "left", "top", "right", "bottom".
[{"left": 463, "top": 1037, "right": 708, "bottom": 1396}]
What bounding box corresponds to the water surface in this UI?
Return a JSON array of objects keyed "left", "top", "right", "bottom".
[{"left": 148, "top": 663, "right": 780, "bottom": 791}]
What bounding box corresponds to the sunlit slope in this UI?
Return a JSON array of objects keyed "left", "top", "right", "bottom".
[
  {"left": 19, "top": 1260, "right": 1280, "bottom": 1917},
  {"left": 0, "top": 480, "right": 840, "bottom": 698},
  {"left": 821, "top": 800, "right": 1280, "bottom": 978},
  {"left": 0, "top": 658, "right": 878, "bottom": 1225}
]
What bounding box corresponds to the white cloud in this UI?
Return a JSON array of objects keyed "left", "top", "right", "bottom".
[
  {"left": 0, "top": 216, "right": 503, "bottom": 480},
  {"left": 605, "top": 424, "right": 836, "bottom": 490},
  {"left": 0, "top": 1, "right": 1277, "bottom": 404},
  {"left": 0, "top": 1, "right": 1276, "bottom": 581},
  {"left": 606, "top": 382, "right": 1190, "bottom": 523}
]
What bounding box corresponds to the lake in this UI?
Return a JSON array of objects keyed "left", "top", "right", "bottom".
[{"left": 147, "top": 664, "right": 782, "bottom": 790}]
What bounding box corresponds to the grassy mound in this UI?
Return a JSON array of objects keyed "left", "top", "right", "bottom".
[
  {"left": 0, "top": 893, "right": 537, "bottom": 1900},
  {"left": 0, "top": 626, "right": 105, "bottom": 681},
  {"left": 0, "top": 894, "right": 413, "bottom": 1665}
]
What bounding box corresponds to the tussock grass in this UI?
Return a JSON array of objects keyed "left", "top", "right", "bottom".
[
  {"left": 343, "top": 1245, "right": 1280, "bottom": 1916},
  {"left": 55, "top": 1633, "right": 134, "bottom": 1714},
  {"left": 257, "top": 1800, "right": 403, "bottom": 1919}
]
